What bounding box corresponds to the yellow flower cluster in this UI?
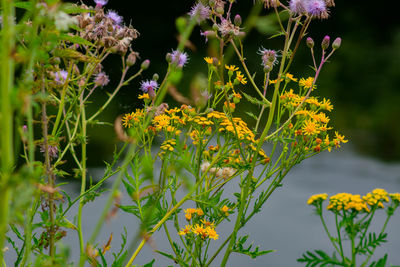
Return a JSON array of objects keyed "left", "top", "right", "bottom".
[
  {"left": 326, "top": 193, "right": 370, "bottom": 213},
  {"left": 363, "top": 188, "right": 389, "bottom": 209},
  {"left": 390, "top": 193, "right": 400, "bottom": 203},
  {"left": 179, "top": 223, "right": 219, "bottom": 240},
  {"left": 307, "top": 193, "right": 328, "bottom": 205},
  {"left": 184, "top": 208, "right": 204, "bottom": 221},
  {"left": 179, "top": 208, "right": 219, "bottom": 240}
]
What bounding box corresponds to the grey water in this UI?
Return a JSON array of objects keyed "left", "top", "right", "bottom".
[{"left": 5, "top": 145, "right": 400, "bottom": 266}]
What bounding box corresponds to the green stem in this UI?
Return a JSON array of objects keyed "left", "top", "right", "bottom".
[
  {"left": 335, "top": 213, "right": 345, "bottom": 263},
  {"left": 78, "top": 93, "right": 88, "bottom": 266},
  {"left": 0, "top": 0, "right": 15, "bottom": 261},
  {"left": 318, "top": 208, "right": 340, "bottom": 254},
  {"left": 360, "top": 213, "right": 392, "bottom": 267}
]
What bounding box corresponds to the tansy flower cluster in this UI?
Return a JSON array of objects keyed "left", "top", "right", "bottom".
[
  {"left": 178, "top": 208, "right": 219, "bottom": 240},
  {"left": 276, "top": 75, "right": 347, "bottom": 154},
  {"left": 308, "top": 189, "right": 400, "bottom": 214}
]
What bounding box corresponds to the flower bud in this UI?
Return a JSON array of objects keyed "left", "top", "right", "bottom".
[
  {"left": 234, "top": 14, "right": 242, "bottom": 26},
  {"left": 166, "top": 53, "right": 172, "bottom": 63},
  {"left": 126, "top": 52, "right": 137, "bottom": 66},
  {"left": 152, "top": 73, "right": 159, "bottom": 81},
  {"left": 321, "top": 35, "right": 330, "bottom": 50},
  {"left": 212, "top": 23, "right": 219, "bottom": 31},
  {"left": 306, "top": 37, "right": 314, "bottom": 49},
  {"left": 332, "top": 37, "right": 341, "bottom": 50},
  {"left": 141, "top": 59, "right": 150, "bottom": 70},
  {"left": 212, "top": 57, "right": 219, "bottom": 67},
  {"left": 209, "top": 0, "right": 216, "bottom": 8}
]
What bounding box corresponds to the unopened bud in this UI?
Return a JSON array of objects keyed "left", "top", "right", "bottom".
[
  {"left": 141, "top": 60, "right": 150, "bottom": 70},
  {"left": 209, "top": 0, "right": 216, "bottom": 8},
  {"left": 306, "top": 37, "right": 314, "bottom": 49},
  {"left": 332, "top": 37, "right": 341, "bottom": 50},
  {"left": 166, "top": 53, "right": 172, "bottom": 63},
  {"left": 126, "top": 52, "right": 137, "bottom": 66},
  {"left": 234, "top": 14, "right": 242, "bottom": 26},
  {"left": 212, "top": 57, "right": 219, "bottom": 67},
  {"left": 212, "top": 23, "right": 219, "bottom": 31},
  {"left": 216, "top": 5, "right": 224, "bottom": 15},
  {"left": 152, "top": 73, "right": 159, "bottom": 81},
  {"left": 321, "top": 35, "right": 330, "bottom": 50}
]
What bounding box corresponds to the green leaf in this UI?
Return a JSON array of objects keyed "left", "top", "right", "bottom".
[
  {"left": 143, "top": 259, "right": 155, "bottom": 267},
  {"left": 59, "top": 34, "right": 95, "bottom": 47},
  {"left": 14, "top": 2, "right": 33, "bottom": 10},
  {"left": 242, "top": 91, "right": 269, "bottom": 107}
]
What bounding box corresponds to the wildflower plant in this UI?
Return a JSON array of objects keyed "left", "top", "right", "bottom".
[
  {"left": 299, "top": 189, "right": 400, "bottom": 267},
  {"left": 0, "top": 0, "right": 351, "bottom": 266}
]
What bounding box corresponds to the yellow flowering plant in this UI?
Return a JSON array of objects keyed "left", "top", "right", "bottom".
[
  {"left": 116, "top": 0, "right": 349, "bottom": 265},
  {"left": 0, "top": 0, "right": 352, "bottom": 266},
  {"left": 300, "top": 189, "right": 400, "bottom": 266}
]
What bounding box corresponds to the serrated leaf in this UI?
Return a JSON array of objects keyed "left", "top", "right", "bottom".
[
  {"left": 245, "top": 111, "right": 258, "bottom": 121},
  {"left": 14, "top": 2, "right": 33, "bottom": 10},
  {"left": 59, "top": 34, "right": 95, "bottom": 47},
  {"left": 242, "top": 91, "right": 269, "bottom": 107}
]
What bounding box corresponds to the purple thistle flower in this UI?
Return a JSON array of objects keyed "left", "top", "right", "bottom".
[
  {"left": 171, "top": 50, "right": 189, "bottom": 68},
  {"left": 188, "top": 2, "right": 211, "bottom": 23},
  {"left": 140, "top": 80, "right": 159, "bottom": 93},
  {"left": 106, "top": 10, "right": 123, "bottom": 25},
  {"left": 289, "top": 0, "right": 306, "bottom": 15},
  {"left": 305, "top": 0, "right": 329, "bottom": 19},
  {"left": 258, "top": 47, "right": 278, "bottom": 67},
  {"left": 40, "top": 145, "right": 59, "bottom": 160},
  {"left": 94, "top": 0, "right": 108, "bottom": 8},
  {"left": 54, "top": 70, "right": 68, "bottom": 84},
  {"left": 94, "top": 72, "right": 110, "bottom": 87}
]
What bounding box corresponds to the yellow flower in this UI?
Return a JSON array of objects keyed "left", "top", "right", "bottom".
[
  {"left": 307, "top": 193, "right": 328, "bottom": 205},
  {"left": 285, "top": 73, "right": 298, "bottom": 82},
  {"left": 196, "top": 208, "right": 204, "bottom": 216},
  {"left": 221, "top": 205, "right": 230, "bottom": 216},
  {"left": 201, "top": 219, "right": 215, "bottom": 228},
  {"left": 302, "top": 120, "right": 320, "bottom": 135},
  {"left": 320, "top": 98, "right": 333, "bottom": 111},
  {"left": 235, "top": 71, "right": 247, "bottom": 85},
  {"left": 206, "top": 227, "right": 219, "bottom": 240},
  {"left": 192, "top": 224, "right": 207, "bottom": 239},
  {"left": 138, "top": 93, "right": 150, "bottom": 100},
  {"left": 178, "top": 225, "right": 192, "bottom": 236},
  {"left": 225, "top": 65, "right": 239, "bottom": 72},
  {"left": 204, "top": 57, "right": 213, "bottom": 64},
  {"left": 122, "top": 112, "right": 134, "bottom": 128},
  {"left": 299, "top": 77, "right": 315, "bottom": 89}
]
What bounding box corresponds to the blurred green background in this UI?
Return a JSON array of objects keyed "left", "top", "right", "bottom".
[{"left": 80, "top": 0, "right": 400, "bottom": 165}]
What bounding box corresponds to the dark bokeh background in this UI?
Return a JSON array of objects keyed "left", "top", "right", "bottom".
[{"left": 80, "top": 0, "right": 400, "bottom": 165}]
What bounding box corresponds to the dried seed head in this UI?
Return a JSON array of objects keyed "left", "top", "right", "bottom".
[
  {"left": 94, "top": 72, "right": 110, "bottom": 87},
  {"left": 126, "top": 51, "right": 138, "bottom": 66}
]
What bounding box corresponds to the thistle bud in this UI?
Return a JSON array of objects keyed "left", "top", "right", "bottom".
[
  {"left": 126, "top": 52, "right": 137, "bottom": 66},
  {"left": 321, "top": 35, "right": 330, "bottom": 50},
  {"left": 141, "top": 59, "right": 150, "bottom": 70},
  {"left": 166, "top": 53, "right": 172, "bottom": 63},
  {"left": 332, "top": 37, "right": 341, "bottom": 50},
  {"left": 234, "top": 14, "right": 242, "bottom": 26},
  {"left": 306, "top": 37, "right": 314, "bottom": 49},
  {"left": 152, "top": 73, "right": 159, "bottom": 81},
  {"left": 209, "top": 0, "right": 216, "bottom": 8},
  {"left": 212, "top": 57, "right": 219, "bottom": 66}
]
